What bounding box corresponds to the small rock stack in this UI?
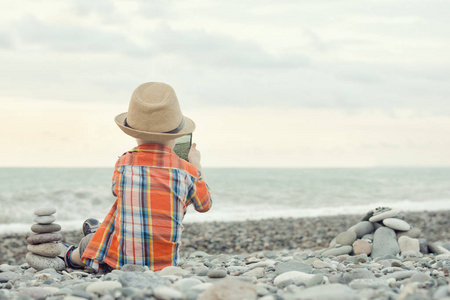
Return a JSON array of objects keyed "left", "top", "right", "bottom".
[
  {"left": 25, "top": 207, "right": 65, "bottom": 271},
  {"left": 323, "top": 207, "right": 450, "bottom": 258}
]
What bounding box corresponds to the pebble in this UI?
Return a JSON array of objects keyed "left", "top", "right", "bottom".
[
  {"left": 397, "top": 227, "right": 421, "bottom": 239},
  {"left": 352, "top": 240, "right": 372, "bottom": 255},
  {"left": 322, "top": 245, "right": 353, "bottom": 257},
  {"left": 118, "top": 271, "right": 165, "bottom": 289},
  {"left": 25, "top": 252, "right": 65, "bottom": 271},
  {"left": 371, "top": 227, "right": 400, "bottom": 258},
  {"left": 207, "top": 269, "right": 227, "bottom": 278},
  {"left": 349, "top": 278, "right": 390, "bottom": 289},
  {"left": 349, "top": 221, "right": 374, "bottom": 238},
  {"left": 306, "top": 274, "right": 324, "bottom": 287},
  {"left": 34, "top": 207, "right": 56, "bottom": 216},
  {"left": 172, "top": 278, "right": 202, "bottom": 291},
  {"left": 27, "top": 242, "right": 60, "bottom": 257},
  {"left": 409, "top": 273, "right": 431, "bottom": 283},
  {"left": 34, "top": 215, "right": 56, "bottom": 225},
  {"left": 27, "top": 232, "right": 62, "bottom": 244},
  {"left": 299, "top": 283, "right": 359, "bottom": 300},
  {"left": 30, "top": 223, "right": 61, "bottom": 234},
  {"left": 273, "top": 271, "right": 314, "bottom": 287},
  {"left": 382, "top": 218, "right": 411, "bottom": 231},
  {"left": 369, "top": 209, "right": 400, "bottom": 222},
  {"left": 243, "top": 267, "right": 265, "bottom": 278},
  {"left": 398, "top": 236, "right": 420, "bottom": 254},
  {"left": 0, "top": 207, "right": 447, "bottom": 300},
  {"left": 418, "top": 238, "right": 429, "bottom": 254},
  {"left": 153, "top": 286, "right": 183, "bottom": 300},
  {"left": 335, "top": 231, "right": 357, "bottom": 246},
  {"left": 0, "top": 271, "right": 19, "bottom": 283},
  {"left": 428, "top": 243, "right": 450, "bottom": 255},
  {"left": 159, "top": 266, "right": 187, "bottom": 276},
  {"left": 275, "top": 261, "right": 312, "bottom": 274},
  {"left": 86, "top": 281, "right": 122, "bottom": 295},
  {"left": 198, "top": 279, "right": 257, "bottom": 300}
]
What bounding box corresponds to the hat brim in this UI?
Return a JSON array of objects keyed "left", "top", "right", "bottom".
[{"left": 115, "top": 112, "right": 196, "bottom": 142}]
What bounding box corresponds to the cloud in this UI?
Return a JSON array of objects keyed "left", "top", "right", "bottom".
[
  {"left": 15, "top": 16, "right": 148, "bottom": 56},
  {"left": 0, "top": 32, "right": 12, "bottom": 49},
  {"left": 148, "top": 23, "right": 310, "bottom": 69}
]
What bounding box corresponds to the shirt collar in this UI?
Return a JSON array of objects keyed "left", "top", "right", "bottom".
[{"left": 132, "top": 143, "right": 174, "bottom": 154}]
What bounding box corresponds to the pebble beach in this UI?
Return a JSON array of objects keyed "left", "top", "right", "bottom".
[{"left": 0, "top": 210, "right": 449, "bottom": 299}]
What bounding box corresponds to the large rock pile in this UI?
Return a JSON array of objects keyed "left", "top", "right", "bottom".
[
  {"left": 324, "top": 207, "right": 450, "bottom": 258},
  {"left": 25, "top": 207, "right": 65, "bottom": 271}
]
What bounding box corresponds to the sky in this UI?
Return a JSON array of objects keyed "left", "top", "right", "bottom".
[{"left": 1, "top": 0, "right": 450, "bottom": 168}]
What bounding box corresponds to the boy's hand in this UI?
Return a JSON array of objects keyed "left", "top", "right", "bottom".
[{"left": 188, "top": 143, "right": 201, "bottom": 167}]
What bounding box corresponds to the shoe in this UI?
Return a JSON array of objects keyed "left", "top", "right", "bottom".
[
  {"left": 58, "top": 242, "right": 83, "bottom": 269},
  {"left": 82, "top": 218, "right": 100, "bottom": 236}
]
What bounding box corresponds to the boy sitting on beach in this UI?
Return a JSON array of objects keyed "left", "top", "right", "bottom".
[{"left": 60, "top": 82, "right": 212, "bottom": 272}]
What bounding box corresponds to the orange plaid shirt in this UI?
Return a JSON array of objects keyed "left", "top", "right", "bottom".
[{"left": 81, "top": 144, "right": 212, "bottom": 271}]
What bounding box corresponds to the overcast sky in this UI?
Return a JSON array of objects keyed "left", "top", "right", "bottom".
[{"left": 1, "top": 0, "right": 450, "bottom": 167}]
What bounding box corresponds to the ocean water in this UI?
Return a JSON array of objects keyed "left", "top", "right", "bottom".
[{"left": 0, "top": 167, "right": 449, "bottom": 233}]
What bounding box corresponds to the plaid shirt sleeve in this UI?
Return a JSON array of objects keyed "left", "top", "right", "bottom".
[{"left": 187, "top": 170, "right": 212, "bottom": 212}]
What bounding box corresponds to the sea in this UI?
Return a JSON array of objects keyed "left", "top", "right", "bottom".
[{"left": 0, "top": 168, "right": 449, "bottom": 234}]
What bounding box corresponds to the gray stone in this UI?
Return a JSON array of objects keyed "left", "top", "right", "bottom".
[
  {"left": 418, "top": 238, "right": 428, "bottom": 254},
  {"left": 428, "top": 243, "right": 450, "bottom": 255},
  {"left": 275, "top": 261, "right": 312, "bottom": 274},
  {"left": 322, "top": 245, "right": 353, "bottom": 257},
  {"left": 194, "top": 266, "right": 210, "bottom": 276},
  {"left": 173, "top": 278, "right": 202, "bottom": 291},
  {"left": 243, "top": 267, "right": 265, "bottom": 278},
  {"left": 34, "top": 215, "right": 56, "bottom": 225},
  {"left": 27, "top": 242, "right": 60, "bottom": 258},
  {"left": 27, "top": 232, "right": 62, "bottom": 245},
  {"left": 349, "top": 278, "right": 390, "bottom": 289},
  {"left": 159, "top": 266, "right": 188, "bottom": 276},
  {"left": 433, "top": 286, "right": 449, "bottom": 299},
  {"left": 71, "top": 290, "right": 94, "bottom": 299},
  {"left": 298, "top": 283, "right": 359, "bottom": 300},
  {"left": 198, "top": 279, "right": 257, "bottom": 300},
  {"left": 334, "top": 268, "right": 375, "bottom": 285},
  {"left": 371, "top": 227, "right": 400, "bottom": 258},
  {"left": 19, "top": 287, "right": 57, "bottom": 299},
  {"left": 154, "top": 286, "right": 183, "bottom": 300},
  {"left": 396, "top": 227, "right": 421, "bottom": 239},
  {"left": 26, "top": 252, "right": 65, "bottom": 271},
  {"left": 382, "top": 218, "right": 411, "bottom": 231},
  {"left": 0, "top": 272, "right": 19, "bottom": 283},
  {"left": 398, "top": 236, "right": 420, "bottom": 254},
  {"left": 274, "top": 271, "right": 314, "bottom": 287},
  {"left": 382, "top": 271, "right": 419, "bottom": 280},
  {"left": 120, "top": 264, "right": 145, "bottom": 272},
  {"left": 349, "top": 221, "right": 375, "bottom": 238},
  {"left": 207, "top": 269, "right": 227, "bottom": 278},
  {"left": 361, "top": 234, "right": 374, "bottom": 242},
  {"left": 31, "top": 223, "right": 61, "bottom": 234},
  {"left": 306, "top": 274, "right": 324, "bottom": 287},
  {"left": 335, "top": 231, "right": 357, "bottom": 246},
  {"left": 118, "top": 271, "right": 164, "bottom": 289},
  {"left": 34, "top": 207, "right": 56, "bottom": 216},
  {"left": 369, "top": 209, "right": 399, "bottom": 222},
  {"left": 86, "top": 281, "right": 122, "bottom": 295},
  {"left": 189, "top": 251, "right": 210, "bottom": 258},
  {"left": 410, "top": 273, "right": 431, "bottom": 283},
  {"left": 442, "top": 242, "right": 450, "bottom": 251}
]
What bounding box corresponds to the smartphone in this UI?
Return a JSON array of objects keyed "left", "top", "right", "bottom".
[{"left": 173, "top": 133, "right": 192, "bottom": 161}]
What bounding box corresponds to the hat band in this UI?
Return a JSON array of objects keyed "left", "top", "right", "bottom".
[{"left": 124, "top": 117, "right": 185, "bottom": 134}]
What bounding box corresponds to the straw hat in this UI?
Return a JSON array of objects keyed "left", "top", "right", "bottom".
[{"left": 115, "top": 82, "right": 195, "bottom": 141}]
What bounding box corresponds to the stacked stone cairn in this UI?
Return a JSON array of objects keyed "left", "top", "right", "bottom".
[
  {"left": 323, "top": 207, "right": 450, "bottom": 258},
  {"left": 25, "top": 207, "right": 65, "bottom": 271}
]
